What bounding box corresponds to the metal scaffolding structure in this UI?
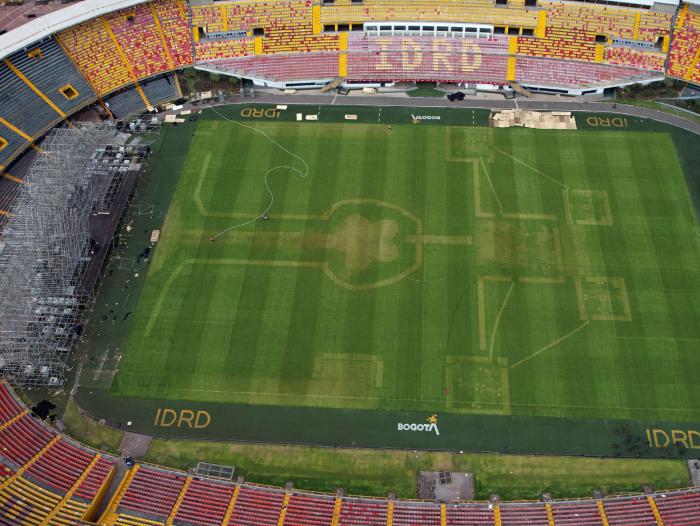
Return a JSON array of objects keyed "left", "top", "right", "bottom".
[{"left": 0, "top": 123, "right": 145, "bottom": 388}]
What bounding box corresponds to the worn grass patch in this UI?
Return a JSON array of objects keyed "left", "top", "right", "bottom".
[
  {"left": 62, "top": 399, "right": 123, "bottom": 453},
  {"left": 144, "top": 438, "right": 690, "bottom": 500}
]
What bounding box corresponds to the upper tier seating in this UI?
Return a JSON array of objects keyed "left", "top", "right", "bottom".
[
  {"left": 150, "top": 0, "right": 194, "bottom": 69},
  {"left": 604, "top": 47, "right": 666, "bottom": 71},
  {"left": 537, "top": 0, "right": 670, "bottom": 42},
  {"left": 104, "top": 4, "right": 172, "bottom": 79},
  {"left": 6, "top": 38, "right": 96, "bottom": 117},
  {"left": 0, "top": 35, "right": 95, "bottom": 166},
  {"left": 0, "top": 36, "right": 97, "bottom": 168},
  {"left": 667, "top": 4, "right": 700, "bottom": 84},
  {"left": 192, "top": 0, "right": 339, "bottom": 61},
  {"left": 195, "top": 39, "right": 254, "bottom": 62},
  {"left": 319, "top": 0, "right": 539, "bottom": 30},
  {"left": 515, "top": 27, "right": 597, "bottom": 62},
  {"left": 57, "top": 18, "right": 135, "bottom": 96},
  {"left": 357, "top": 0, "right": 665, "bottom": 37},
  {"left": 57, "top": 0, "right": 192, "bottom": 96}
]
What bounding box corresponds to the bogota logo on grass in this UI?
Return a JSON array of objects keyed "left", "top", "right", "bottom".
[
  {"left": 397, "top": 414, "right": 440, "bottom": 436},
  {"left": 411, "top": 114, "right": 441, "bottom": 124}
]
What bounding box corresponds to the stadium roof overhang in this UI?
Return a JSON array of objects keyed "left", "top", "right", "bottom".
[{"left": 0, "top": 0, "right": 148, "bottom": 59}]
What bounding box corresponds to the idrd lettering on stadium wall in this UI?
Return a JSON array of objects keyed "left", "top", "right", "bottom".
[
  {"left": 374, "top": 38, "right": 482, "bottom": 74},
  {"left": 154, "top": 408, "right": 211, "bottom": 428}
]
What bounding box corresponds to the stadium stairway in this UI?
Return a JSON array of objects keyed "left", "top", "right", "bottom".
[
  {"left": 321, "top": 77, "right": 345, "bottom": 93},
  {"left": 508, "top": 82, "right": 532, "bottom": 97}
]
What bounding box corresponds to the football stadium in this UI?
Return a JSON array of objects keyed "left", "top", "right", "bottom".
[{"left": 0, "top": 0, "right": 700, "bottom": 522}]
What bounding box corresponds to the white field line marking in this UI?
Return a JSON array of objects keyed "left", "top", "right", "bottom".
[
  {"left": 489, "top": 281, "right": 515, "bottom": 362},
  {"left": 510, "top": 320, "right": 590, "bottom": 370},
  {"left": 205, "top": 105, "right": 310, "bottom": 240},
  {"left": 479, "top": 157, "right": 504, "bottom": 214},
  {"left": 494, "top": 147, "right": 568, "bottom": 190}
]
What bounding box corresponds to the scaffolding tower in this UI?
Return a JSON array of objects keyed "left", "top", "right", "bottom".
[{"left": 0, "top": 123, "right": 145, "bottom": 388}]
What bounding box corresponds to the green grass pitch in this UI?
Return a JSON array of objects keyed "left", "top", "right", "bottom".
[{"left": 112, "top": 112, "right": 700, "bottom": 423}]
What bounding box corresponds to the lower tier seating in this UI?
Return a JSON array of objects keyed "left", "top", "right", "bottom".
[
  {"left": 392, "top": 502, "right": 441, "bottom": 525},
  {"left": 550, "top": 499, "right": 603, "bottom": 524},
  {"left": 0, "top": 381, "right": 23, "bottom": 423},
  {"left": 199, "top": 46, "right": 661, "bottom": 89},
  {"left": 446, "top": 503, "right": 494, "bottom": 525},
  {"left": 104, "top": 87, "right": 147, "bottom": 119},
  {"left": 0, "top": 381, "right": 117, "bottom": 524},
  {"left": 199, "top": 53, "right": 339, "bottom": 82},
  {"left": 174, "top": 478, "right": 235, "bottom": 525},
  {"left": 284, "top": 492, "right": 336, "bottom": 525},
  {"left": 339, "top": 498, "right": 387, "bottom": 526},
  {"left": 655, "top": 489, "right": 700, "bottom": 525},
  {"left": 229, "top": 486, "right": 286, "bottom": 526},
  {"left": 602, "top": 495, "right": 657, "bottom": 525},
  {"left": 499, "top": 502, "right": 549, "bottom": 524},
  {"left": 515, "top": 56, "right": 658, "bottom": 88},
  {"left": 104, "top": 74, "right": 180, "bottom": 119},
  {"left": 142, "top": 74, "right": 181, "bottom": 107},
  {"left": 117, "top": 465, "right": 186, "bottom": 521},
  {"left": 346, "top": 34, "right": 509, "bottom": 84}
]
